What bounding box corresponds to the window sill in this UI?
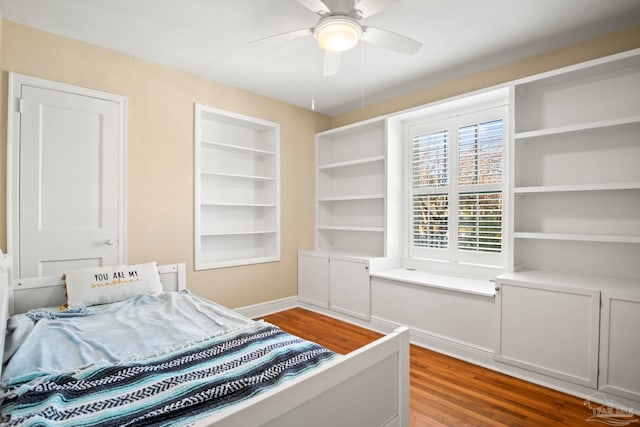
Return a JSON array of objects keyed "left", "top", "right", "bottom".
[{"left": 370, "top": 268, "right": 496, "bottom": 298}]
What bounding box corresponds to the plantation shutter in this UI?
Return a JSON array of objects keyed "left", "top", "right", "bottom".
[
  {"left": 457, "top": 119, "right": 504, "bottom": 254},
  {"left": 409, "top": 106, "right": 507, "bottom": 265},
  {"left": 411, "top": 129, "right": 449, "bottom": 249}
]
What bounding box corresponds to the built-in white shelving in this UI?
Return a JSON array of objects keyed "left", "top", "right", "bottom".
[
  {"left": 511, "top": 49, "right": 640, "bottom": 281},
  {"left": 315, "top": 119, "right": 390, "bottom": 256},
  {"left": 195, "top": 104, "right": 280, "bottom": 270}
]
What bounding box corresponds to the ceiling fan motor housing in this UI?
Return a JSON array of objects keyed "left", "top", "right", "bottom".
[{"left": 314, "top": 15, "right": 363, "bottom": 52}]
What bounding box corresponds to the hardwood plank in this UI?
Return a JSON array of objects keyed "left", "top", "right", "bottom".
[{"left": 261, "top": 307, "right": 634, "bottom": 426}]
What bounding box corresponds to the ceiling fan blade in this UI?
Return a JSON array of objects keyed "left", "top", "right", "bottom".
[
  {"left": 296, "top": 0, "right": 331, "bottom": 15},
  {"left": 360, "top": 26, "right": 422, "bottom": 55},
  {"left": 323, "top": 51, "right": 342, "bottom": 76},
  {"left": 248, "top": 28, "right": 313, "bottom": 45},
  {"left": 353, "top": 0, "right": 399, "bottom": 18}
]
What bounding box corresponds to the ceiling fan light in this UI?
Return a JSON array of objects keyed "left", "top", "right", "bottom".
[{"left": 314, "top": 18, "right": 361, "bottom": 52}]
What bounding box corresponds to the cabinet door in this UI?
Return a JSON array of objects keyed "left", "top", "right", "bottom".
[
  {"left": 298, "top": 253, "right": 329, "bottom": 308},
  {"left": 495, "top": 281, "right": 600, "bottom": 388},
  {"left": 599, "top": 292, "right": 640, "bottom": 401},
  {"left": 330, "top": 258, "right": 370, "bottom": 320}
]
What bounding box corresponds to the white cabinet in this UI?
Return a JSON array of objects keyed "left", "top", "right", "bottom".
[
  {"left": 495, "top": 272, "right": 600, "bottom": 388},
  {"left": 599, "top": 291, "right": 640, "bottom": 401},
  {"left": 298, "top": 252, "right": 330, "bottom": 309},
  {"left": 330, "top": 257, "right": 370, "bottom": 320},
  {"left": 194, "top": 104, "right": 280, "bottom": 269},
  {"left": 496, "top": 271, "right": 640, "bottom": 395},
  {"left": 298, "top": 252, "right": 372, "bottom": 320},
  {"left": 510, "top": 50, "right": 640, "bottom": 280}
]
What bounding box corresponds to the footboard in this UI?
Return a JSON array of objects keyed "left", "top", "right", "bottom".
[{"left": 198, "top": 326, "right": 410, "bottom": 427}]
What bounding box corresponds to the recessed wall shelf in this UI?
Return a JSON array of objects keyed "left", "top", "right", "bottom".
[
  {"left": 195, "top": 104, "right": 280, "bottom": 270},
  {"left": 201, "top": 139, "right": 276, "bottom": 155}
]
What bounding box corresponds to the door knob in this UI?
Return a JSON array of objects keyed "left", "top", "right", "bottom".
[{"left": 105, "top": 239, "right": 115, "bottom": 246}]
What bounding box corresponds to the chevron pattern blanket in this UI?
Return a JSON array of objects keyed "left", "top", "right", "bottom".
[{"left": 0, "top": 323, "right": 336, "bottom": 426}]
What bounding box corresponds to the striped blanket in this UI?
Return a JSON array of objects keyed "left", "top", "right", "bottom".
[{"left": 0, "top": 323, "right": 336, "bottom": 426}]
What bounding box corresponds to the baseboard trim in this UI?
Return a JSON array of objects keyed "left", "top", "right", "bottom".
[
  {"left": 234, "top": 296, "right": 298, "bottom": 319},
  {"left": 370, "top": 315, "right": 495, "bottom": 364}
]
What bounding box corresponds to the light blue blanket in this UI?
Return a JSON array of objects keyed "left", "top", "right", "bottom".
[{"left": 2, "top": 291, "right": 254, "bottom": 383}]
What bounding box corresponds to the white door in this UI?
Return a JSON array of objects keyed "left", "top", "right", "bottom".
[
  {"left": 599, "top": 291, "right": 640, "bottom": 401},
  {"left": 330, "top": 258, "right": 370, "bottom": 320},
  {"left": 495, "top": 280, "right": 600, "bottom": 388},
  {"left": 298, "top": 252, "right": 330, "bottom": 308},
  {"left": 9, "top": 74, "right": 126, "bottom": 278}
]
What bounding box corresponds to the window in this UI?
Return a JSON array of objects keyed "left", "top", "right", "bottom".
[{"left": 409, "top": 106, "right": 508, "bottom": 267}]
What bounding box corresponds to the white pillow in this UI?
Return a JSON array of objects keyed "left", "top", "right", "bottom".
[{"left": 64, "top": 262, "right": 164, "bottom": 308}]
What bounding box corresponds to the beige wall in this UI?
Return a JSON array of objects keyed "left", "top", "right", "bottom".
[
  {"left": 333, "top": 25, "right": 640, "bottom": 127},
  {"left": 0, "top": 20, "right": 331, "bottom": 308}
]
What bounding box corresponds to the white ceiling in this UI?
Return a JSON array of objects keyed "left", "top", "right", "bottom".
[{"left": 1, "top": 0, "right": 639, "bottom": 116}]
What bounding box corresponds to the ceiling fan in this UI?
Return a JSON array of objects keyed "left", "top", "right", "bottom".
[{"left": 250, "top": 0, "right": 422, "bottom": 76}]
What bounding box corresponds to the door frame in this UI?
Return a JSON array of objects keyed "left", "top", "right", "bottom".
[{"left": 6, "top": 73, "right": 127, "bottom": 279}]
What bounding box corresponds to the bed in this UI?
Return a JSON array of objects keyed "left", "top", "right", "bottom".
[{"left": 0, "top": 254, "right": 409, "bottom": 427}]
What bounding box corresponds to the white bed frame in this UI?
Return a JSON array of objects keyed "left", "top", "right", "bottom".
[{"left": 0, "top": 255, "right": 410, "bottom": 427}]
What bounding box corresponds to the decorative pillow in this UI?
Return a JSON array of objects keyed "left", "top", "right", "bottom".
[{"left": 64, "top": 262, "right": 164, "bottom": 308}]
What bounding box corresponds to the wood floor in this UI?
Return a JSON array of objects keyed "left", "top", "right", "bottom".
[{"left": 262, "top": 307, "right": 604, "bottom": 427}]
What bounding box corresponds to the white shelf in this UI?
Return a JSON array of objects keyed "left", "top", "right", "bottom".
[
  {"left": 514, "top": 232, "right": 640, "bottom": 244},
  {"left": 514, "top": 182, "right": 640, "bottom": 194},
  {"left": 514, "top": 115, "right": 640, "bottom": 140},
  {"left": 201, "top": 139, "right": 276, "bottom": 155},
  {"left": 201, "top": 171, "right": 276, "bottom": 181},
  {"left": 318, "top": 155, "right": 385, "bottom": 170},
  {"left": 199, "top": 256, "right": 280, "bottom": 270},
  {"left": 201, "top": 230, "right": 277, "bottom": 236},
  {"left": 201, "top": 202, "right": 276, "bottom": 207},
  {"left": 318, "top": 194, "right": 385, "bottom": 202},
  {"left": 318, "top": 225, "right": 385, "bottom": 233}
]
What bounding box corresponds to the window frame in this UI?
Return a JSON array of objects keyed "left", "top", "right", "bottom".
[{"left": 406, "top": 104, "right": 509, "bottom": 269}]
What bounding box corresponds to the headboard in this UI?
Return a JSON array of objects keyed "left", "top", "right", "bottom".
[{"left": 8, "top": 262, "right": 187, "bottom": 315}]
